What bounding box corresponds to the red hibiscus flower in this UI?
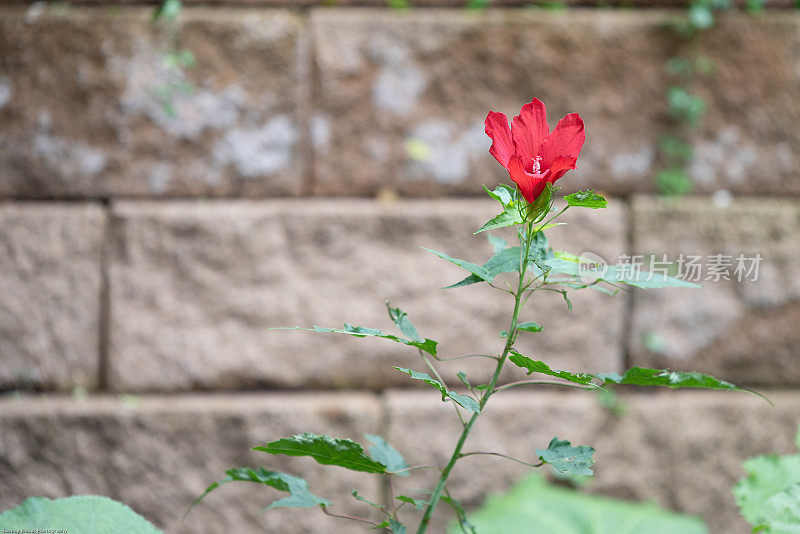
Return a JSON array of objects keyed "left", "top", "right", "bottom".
[{"left": 485, "top": 98, "right": 585, "bottom": 203}]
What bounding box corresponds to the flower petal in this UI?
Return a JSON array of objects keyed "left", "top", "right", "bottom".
[
  {"left": 508, "top": 154, "right": 547, "bottom": 203},
  {"left": 485, "top": 111, "right": 515, "bottom": 169},
  {"left": 546, "top": 155, "right": 577, "bottom": 185},
  {"left": 540, "top": 113, "right": 585, "bottom": 171},
  {"left": 511, "top": 99, "right": 549, "bottom": 168}
]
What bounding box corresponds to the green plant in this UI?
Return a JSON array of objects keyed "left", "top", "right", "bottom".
[
  {"left": 449, "top": 474, "right": 707, "bottom": 533},
  {"left": 0, "top": 496, "right": 162, "bottom": 534},
  {"left": 190, "top": 98, "right": 757, "bottom": 533},
  {"left": 735, "top": 426, "right": 800, "bottom": 533}
]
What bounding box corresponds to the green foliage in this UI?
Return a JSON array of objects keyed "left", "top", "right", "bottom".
[
  {"left": 516, "top": 321, "right": 543, "bottom": 333},
  {"left": 660, "top": 136, "right": 694, "bottom": 163},
  {"left": 598, "top": 367, "right": 741, "bottom": 391},
  {"left": 152, "top": 0, "right": 182, "bottom": 21},
  {"left": 667, "top": 87, "right": 706, "bottom": 125},
  {"left": 391, "top": 518, "right": 408, "bottom": 533},
  {"left": 0, "top": 496, "right": 162, "bottom": 534},
  {"left": 365, "top": 434, "right": 410, "bottom": 476},
  {"left": 397, "top": 496, "right": 428, "bottom": 511},
  {"left": 279, "top": 324, "right": 438, "bottom": 357},
  {"left": 508, "top": 352, "right": 598, "bottom": 387},
  {"left": 734, "top": 431, "right": 800, "bottom": 532},
  {"left": 450, "top": 474, "right": 708, "bottom": 533},
  {"left": 393, "top": 367, "right": 481, "bottom": 414},
  {"left": 536, "top": 437, "right": 596, "bottom": 476},
  {"left": 253, "top": 433, "right": 388, "bottom": 474},
  {"left": 352, "top": 490, "right": 384, "bottom": 509},
  {"left": 657, "top": 168, "right": 694, "bottom": 196},
  {"left": 564, "top": 190, "right": 608, "bottom": 209},
  {"left": 190, "top": 468, "right": 328, "bottom": 513},
  {"left": 446, "top": 244, "right": 548, "bottom": 289},
  {"left": 386, "top": 303, "right": 422, "bottom": 342},
  {"left": 422, "top": 247, "right": 494, "bottom": 282}
]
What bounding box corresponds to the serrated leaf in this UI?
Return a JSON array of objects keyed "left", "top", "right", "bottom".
[
  {"left": 540, "top": 253, "right": 701, "bottom": 289},
  {"left": 396, "top": 495, "right": 428, "bottom": 511},
  {"left": 188, "top": 468, "right": 328, "bottom": 518},
  {"left": 253, "top": 433, "right": 387, "bottom": 474},
  {"left": 735, "top": 451, "right": 800, "bottom": 528},
  {"left": 421, "top": 247, "right": 494, "bottom": 282},
  {"left": 365, "top": 434, "right": 409, "bottom": 476},
  {"left": 564, "top": 189, "right": 608, "bottom": 209},
  {"left": 754, "top": 483, "right": 800, "bottom": 532},
  {"left": 352, "top": 490, "right": 384, "bottom": 509},
  {"left": 599, "top": 367, "right": 737, "bottom": 390},
  {"left": 392, "top": 367, "right": 481, "bottom": 414},
  {"left": 474, "top": 205, "right": 525, "bottom": 234},
  {"left": 508, "top": 352, "right": 598, "bottom": 387},
  {"left": 447, "top": 242, "right": 549, "bottom": 290},
  {"left": 386, "top": 303, "right": 422, "bottom": 342},
  {"left": 536, "top": 437, "right": 596, "bottom": 476},
  {"left": 277, "top": 324, "right": 437, "bottom": 357},
  {"left": 0, "top": 496, "right": 163, "bottom": 534}
]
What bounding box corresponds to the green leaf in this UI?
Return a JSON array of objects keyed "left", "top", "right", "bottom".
[
  {"left": 152, "top": 0, "right": 182, "bottom": 21},
  {"left": 392, "top": 367, "right": 481, "bottom": 414},
  {"left": 365, "top": 434, "right": 409, "bottom": 476},
  {"left": 189, "top": 468, "right": 329, "bottom": 515},
  {"left": 483, "top": 184, "right": 515, "bottom": 205},
  {"left": 396, "top": 495, "right": 428, "bottom": 511},
  {"left": 390, "top": 519, "right": 407, "bottom": 534},
  {"left": 253, "top": 433, "right": 387, "bottom": 474},
  {"left": 386, "top": 303, "right": 422, "bottom": 342},
  {"left": 451, "top": 474, "right": 708, "bottom": 534},
  {"left": 599, "top": 367, "right": 737, "bottom": 390},
  {"left": 276, "top": 324, "right": 437, "bottom": 357},
  {"left": 421, "top": 247, "right": 494, "bottom": 282},
  {"left": 735, "top": 450, "right": 800, "bottom": 528},
  {"left": 447, "top": 241, "right": 550, "bottom": 290},
  {"left": 0, "top": 496, "right": 163, "bottom": 534},
  {"left": 508, "top": 352, "right": 598, "bottom": 387},
  {"left": 754, "top": 483, "right": 800, "bottom": 532},
  {"left": 474, "top": 205, "right": 525, "bottom": 234},
  {"left": 564, "top": 189, "right": 608, "bottom": 209},
  {"left": 539, "top": 253, "right": 701, "bottom": 289},
  {"left": 536, "top": 437, "right": 596, "bottom": 476},
  {"left": 352, "top": 490, "right": 384, "bottom": 509},
  {"left": 517, "top": 321, "right": 543, "bottom": 333}
]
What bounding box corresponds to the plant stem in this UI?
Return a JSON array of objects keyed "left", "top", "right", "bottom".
[{"left": 415, "top": 221, "right": 536, "bottom": 534}]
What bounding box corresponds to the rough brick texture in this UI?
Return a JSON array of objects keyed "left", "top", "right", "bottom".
[
  {"left": 0, "top": 393, "right": 382, "bottom": 533},
  {"left": 0, "top": 7, "right": 304, "bottom": 198},
  {"left": 0, "top": 203, "right": 105, "bottom": 390},
  {"left": 107, "top": 199, "right": 627, "bottom": 391},
  {"left": 629, "top": 196, "right": 800, "bottom": 386},
  {"left": 312, "top": 11, "right": 800, "bottom": 197},
  {"left": 386, "top": 389, "right": 800, "bottom": 533}
]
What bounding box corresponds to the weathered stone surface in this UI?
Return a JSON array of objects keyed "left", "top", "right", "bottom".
[
  {"left": 630, "top": 196, "right": 800, "bottom": 386},
  {"left": 0, "top": 7, "right": 304, "bottom": 198},
  {"left": 311, "top": 11, "right": 800, "bottom": 197},
  {"left": 0, "top": 392, "right": 382, "bottom": 533},
  {"left": 108, "top": 199, "right": 627, "bottom": 391},
  {"left": 0, "top": 203, "right": 104, "bottom": 390},
  {"left": 385, "top": 389, "right": 800, "bottom": 533}
]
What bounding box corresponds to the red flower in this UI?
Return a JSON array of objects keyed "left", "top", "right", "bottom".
[{"left": 485, "top": 99, "right": 585, "bottom": 203}]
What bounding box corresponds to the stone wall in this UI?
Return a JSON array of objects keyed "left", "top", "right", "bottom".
[{"left": 1, "top": 5, "right": 799, "bottom": 534}]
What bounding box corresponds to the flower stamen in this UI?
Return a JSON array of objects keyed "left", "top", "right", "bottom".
[{"left": 531, "top": 155, "right": 542, "bottom": 174}]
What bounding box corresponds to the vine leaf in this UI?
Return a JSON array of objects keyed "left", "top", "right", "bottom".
[
  {"left": 188, "top": 468, "right": 329, "bottom": 517},
  {"left": 273, "top": 324, "right": 437, "bottom": 357},
  {"left": 536, "top": 438, "right": 596, "bottom": 476},
  {"left": 365, "top": 434, "right": 409, "bottom": 476},
  {"left": 253, "top": 433, "right": 387, "bottom": 474},
  {"left": 392, "top": 367, "right": 481, "bottom": 414}
]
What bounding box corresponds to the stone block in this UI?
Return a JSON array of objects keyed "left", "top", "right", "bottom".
[
  {"left": 385, "top": 389, "right": 800, "bottom": 533},
  {"left": 629, "top": 196, "right": 800, "bottom": 386},
  {"left": 0, "top": 7, "right": 304, "bottom": 198},
  {"left": 108, "top": 199, "right": 627, "bottom": 391},
  {"left": 311, "top": 11, "right": 800, "bottom": 197},
  {"left": 0, "top": 392, "right": 382, "bottom": 533},
  {"left": 0, "top": 202, "right": 104, "bottom": 390}
]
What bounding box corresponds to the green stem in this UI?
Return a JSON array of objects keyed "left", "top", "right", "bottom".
[{"left": 415, "top": 221, "right": 536, "bottom": 534}]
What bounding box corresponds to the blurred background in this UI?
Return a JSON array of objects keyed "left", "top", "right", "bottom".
[{"left": 1, "top": 0, "right": 799, "bottom": 532}]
